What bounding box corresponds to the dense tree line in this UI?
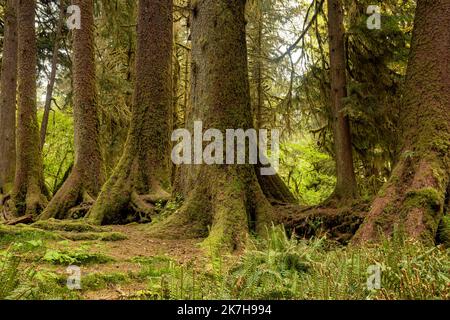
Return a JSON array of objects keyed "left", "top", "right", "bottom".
[{"left": 0, "top": 0, "right": 448, "bottom": 250}]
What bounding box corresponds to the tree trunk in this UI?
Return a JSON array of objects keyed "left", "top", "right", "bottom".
[
  {"left": 40, "top": 0, "right": 65, "bottom": 149},
  {"left": 40, "top": 0, "right": 104, "bottom": 220},
  {"left": 254, "top": 5, "right": 263, "bottom": 131},
  {"left": 327, "top": 0, "right": 358, "bottom": 201},
  {"left": 0, "top": 0, "right": 18, "bottom": 194},
  {"left": 11, "top": 0, "right": 48, "bottom": 216},
  {"left": 353, "top": 0, "right": 450, "bottom": 244},
  {"left": 150, "top": 0, "right": 273, "bottom": 252},
  {"left": 86, "top": 0, "right": 173, "bottom": 225}
]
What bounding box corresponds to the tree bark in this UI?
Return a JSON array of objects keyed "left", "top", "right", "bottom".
[
  {"left": 0, "top": 0, "right": 18, "bottom": 194},
  {"left": 40, "top": 0, "right": 104, "bottom": 220},
  {"left": 327, "top": 0, "right": 358, "bottom": 201},
  {"left": 150, "top": 0, "right": 274, "bottom": 252},
  {"left": 353, "top": 0, "right": 450, "bottom": 244},
  {"left": 11, "top": 0, "right": 48, "bottom": 216},
  {"left": 254, "top": 5, "right": 263, "bottom": 131},
  {"left": 86, "top": 0, "right": 173, "bottom": 225},
  {"left": 40, "top": 0, "right": 65, "bottom": 149}
]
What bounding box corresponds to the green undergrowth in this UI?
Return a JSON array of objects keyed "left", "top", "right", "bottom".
[
  {"left": 0, "top": 224, "right": 62, "bottom": 247},
  {"left": 0, "top": 246, "right": 81, "bottom": 299},
  {"left": 279, "top": 140, "right": 336, "bottom": 205},
  {"left": 127, "top": 226, "right": 450, "bottom": 300},
  {"left": 81, "top": 272, "right": 130, "bottom": 291},
  {"left": 128, "top": 255, "right": 223, "bottom": 300},
  {"left": 42, "top": 248, "right": 114, "bottom": 265},
  {"left": 1, "top": 225, "right": 448, "bottom": 300}
]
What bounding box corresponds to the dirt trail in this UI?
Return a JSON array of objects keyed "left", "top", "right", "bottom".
[
  {"left": 42, "top": 224, "right": 207, "bottom": 300},
  {"left": 105, "top": 225, "right": 205, "bottom": 264}
]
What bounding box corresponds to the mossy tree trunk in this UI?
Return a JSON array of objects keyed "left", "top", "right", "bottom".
[
  {"left": 256, "top": 168, "right": 297, "bottom": 204},
  {"left": 327, "top": 0, "right": 358, "bottom": 202},
  {"left": 87, "top": 0, "right": 173, "bottom": 224},
  {"left": 0, "top": 0, "right": 18, "bottom": 194},
  {"left": 253, "top": 4, "right": 263, "bottom": 131},
  {"left": 11, "top": 0, "right": 48, "bottom": 216},
  {"left": 353, "top": 0, "right": 450, "bottom": 244},
  {"left": 151, "top": 0, "right": 274, "bottom": 252},
  {"left": 40, "top": 0, "right": 104, "bottom": 220}
]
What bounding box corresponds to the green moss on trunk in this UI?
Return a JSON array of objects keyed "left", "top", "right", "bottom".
[
  {"left": 87, "top": 0, "right": 173, "bottom": 225},
  {"left": 0, "top": 0, "right": 18, "bottom": 194},
  {"left": 149, "top": 0, "right": 274, "bottom": 252},
  {"left": 39, "top": 0, "right": 103, "bottom": 221},
  {"left": 11, "top": 0, "right": 48, "bottom": 217},
  {"left": 353, "top": 0, "right": 450, "bottom": 244}
]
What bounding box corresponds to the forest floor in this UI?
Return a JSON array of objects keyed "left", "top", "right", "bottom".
[
  {"left": 0, "top": 216, "right": 449, "bottom": 300},
  {"left": 0, "top": 221, "right": 237, "bottom": 300},
  {"left": 70, "top": 224, "right": 207, "bottom": 300}
]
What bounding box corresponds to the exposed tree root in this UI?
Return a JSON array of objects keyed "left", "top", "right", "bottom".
[
  {"left": 86, "top": 154, "right": 171, "bottom": 225},
  {"left": 39, "top": 171, "right": 95, "bottom": 220},
  {"left": 88, "top": 184, "right": 170, "bottom": 225},
  {"left": 274, "top": 202, "right": 368, "bottom": 244},
  {"left": 148, "top": 166, "right": 273, "bottom": 252},
  {"left": 256, "top": 169, "right": 297, "bottom": 204},
  {"left": 0, "top": 194, "right": 11, "bottom": 222},
  {"left": 321, "top": 191, "right": 357, "bottom": 208},
  {"left": 352, "top": 157, "right": 449, "bottom": 245},
  {"left": 25, "top": 188, "right": 47, "bottom": 215},
  {"left": 9, "top": 181, "right": 48, "bottom": 218},
  {"left": 3, "top": 214, "right": 34, "bottom": 226},
  {"left": 130, "top": 192, "right": 157, "bottom": 221},
  {"left": 67, "top": 201, "right": 93, "bottom": 220}
]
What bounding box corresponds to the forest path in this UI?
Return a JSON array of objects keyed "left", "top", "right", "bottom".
[
  {"left": 104, "top": 224, "right": 205, "bottom": 265},
  {"left": 78, "top": 224, "right": 207, "bottom": 299}
]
